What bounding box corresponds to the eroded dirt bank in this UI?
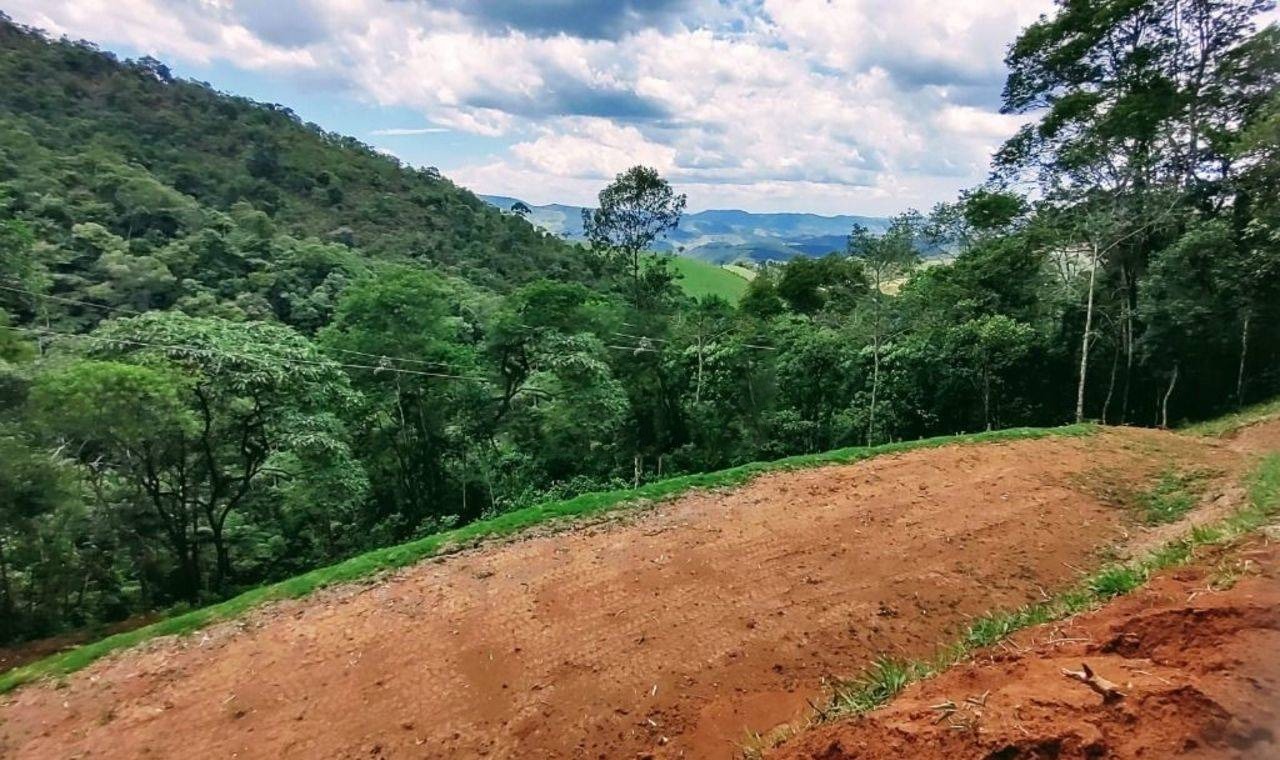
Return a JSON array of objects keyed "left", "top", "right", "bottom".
[
  {"left": 0, "top": 427, "right": 1244, "bottom": 759},
  {"left": 772, "top": 534, "right": 1280, "bottom": 760}
]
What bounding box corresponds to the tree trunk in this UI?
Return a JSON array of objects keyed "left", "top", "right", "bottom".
[
  {"left": 983, "top": 374, "right": 992, "bottom": 431},
  {"left": 1161, "top": 363, "right": 1180, "bottom": 429},
  {"left": 631, "top": 250, "right": 643, "bottom": 308},
  {"left": 1120, "top": 267, "right": 1138, "bottom": 425},
  {"left": 1236, "top": 311, "right": 1250, "bottom": 407},
  {"left": 867, "top": 337, "right": 881, "bottom": 446},
  {"left": 187, "top": 504, "right": 203, "bottom": 601},
  {"left": 0, "top": 538, "right": 13, "bottom": 637},
  {"left": 694, "top": 335, "right": 705, "bottom": 405},
  {"left": 210, "top": 519, "right": 231, "bottom": 593},
  {"left": 1075, "top": 244, "right": 1100, "bottom": 423},
  {"left": 180, "top": 540, "right": 201, "bottom": 603},
  {"left": 1102, "top": 337, "right": 1120, "bottom": 425}
]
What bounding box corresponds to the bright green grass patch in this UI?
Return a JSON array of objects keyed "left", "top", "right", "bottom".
[
  {"left": 831, "top": 657, "right": 924, "bottom": 714},
  {"left": 664, "top": 255, "right": 750, "bottom": 301},
  {"left": 1183, "top": 397, "right": 1280, "bottom": 437},
  {"left": 0, "top": 424, "right": 1095, "bottom": 693},
  {"left": 1137, "top": 468, "right": 1211, "bottom": 524},
  {"left": 825, "top": 452, "right": 1280, "bottom": 720}
]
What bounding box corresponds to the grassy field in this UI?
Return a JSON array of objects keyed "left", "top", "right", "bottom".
[
  {"left": 0, "top": 424, "right": 1094, "bottom": 692},
  {"left": 665, "top": 255, "right": 750, "bottom": 301}
]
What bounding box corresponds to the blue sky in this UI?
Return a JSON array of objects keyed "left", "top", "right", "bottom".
[{"left": 7, "top": 1, "right": 1058, "bottom": 215}]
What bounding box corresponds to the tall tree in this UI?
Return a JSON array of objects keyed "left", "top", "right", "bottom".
[
  {"left": 848, "top": 215, "right": 920, "bottom": 444},
  {"left": 583, "top": 166, "right": 687, "bottom": 308},
  {"left": 32, "top": 314, "right": 367, "bottom": 598}
]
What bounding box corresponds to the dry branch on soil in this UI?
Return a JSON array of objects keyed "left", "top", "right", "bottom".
[{"left": 1061, "top": 662, "right": 1124, "bottom": 702}]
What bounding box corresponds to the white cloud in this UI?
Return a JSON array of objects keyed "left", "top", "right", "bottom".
[
  {"left": 6, "top": 0, "right": 1062, "bottom": 214},
  {"left": 9, "top": 0, "right": 319, "bottom": 71},
  {"left": 370, "top": 127, "right": 452, "bottom": 136}
]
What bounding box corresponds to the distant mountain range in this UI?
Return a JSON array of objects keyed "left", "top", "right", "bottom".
[{"left": 480, "top": 195, "right": 889, "bottom": 264}]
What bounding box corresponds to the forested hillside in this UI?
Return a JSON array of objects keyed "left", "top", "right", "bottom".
[
  {"left": 1, "top": 3, "right": 1278, "bottom": 648},
  {"left": 0, "top": 20, "right": 586, "bottom": 292}
]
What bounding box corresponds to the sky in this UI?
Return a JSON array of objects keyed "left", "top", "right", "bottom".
[{"left": 6, "top": 0, "right": 1058, "bottom": 215}]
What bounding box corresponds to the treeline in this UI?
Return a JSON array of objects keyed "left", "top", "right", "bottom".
[{"left": 1, "top": 2, "right": 1278, "bottom": 644}]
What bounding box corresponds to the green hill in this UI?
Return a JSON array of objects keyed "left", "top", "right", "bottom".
[
  {"left": 666, "top": 256, "right": 750, "bottom": 301},
  {"left": 0, "top": 18, "right": 586, "bottom": 293}
]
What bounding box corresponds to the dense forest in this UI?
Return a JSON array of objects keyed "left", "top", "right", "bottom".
[{"left": 1, "top": 2, "right": 1278, "bottom": 644}]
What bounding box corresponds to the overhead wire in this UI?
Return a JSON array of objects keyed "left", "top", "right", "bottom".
[
  {"left": 1, "top": 281, "right": 479, "bottom": 377},
  {"left": 4, "top": 323, "right": 486, "bottom": 382},
  {"left": 4, "top": 282, "right": 778, "bottom": 382}
]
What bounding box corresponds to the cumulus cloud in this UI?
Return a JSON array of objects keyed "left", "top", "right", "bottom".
[
  {"left": 9, "top": 0, "right": 320, "bottom": 70},
  {"left": 370, "top": 127, "right": 451, "bottom": 136},
  {"left": 5, "top": 0, "right": 1060, "bottom": 214},
  {"left": 433, "top": 0, "right": 705, "bottom": 40}
]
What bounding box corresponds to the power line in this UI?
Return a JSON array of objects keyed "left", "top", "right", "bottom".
[
  {"left": 5, "top": 283, "right": 777, "bottom": 381},
  {"left": 4, "top": 324, "right": 486, "bottom": 382},
  {"left": 0, "top": 283, "right": 135, "bottom": 317},
  {"left": 1, "top": 281, "right": 475, "bottom": 375},
  {"left": 613, "top": 330, "right": 775, "bottom": 351}
]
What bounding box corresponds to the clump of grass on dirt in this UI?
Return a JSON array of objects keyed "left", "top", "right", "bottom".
[
  {"left": 830, "top": 657, "right": 927, "bottom": 714},
  {"left": 1137, "top": 468, "right": 1213, "bottom": 524},
  {"left": 822, "top": 452, "right": 1280, "bottom": 722},
  {"left": 1087, "top": 564, "right": 1146, "bottom": 598},
  {"left": 0, "top": 424, "right": 1095, "bottom": 694}
]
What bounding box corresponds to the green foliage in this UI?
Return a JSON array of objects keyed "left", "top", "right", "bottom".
[
  {"left": 28, "top": 357, "right": 192, "bottom": 448},
  {"left": 0, "top": 434, "right": 86, "bottom": 641},
  {"left": 0, "top": 21, "right": 587, "bottom": 292},
  {"left": 776, "top": 254, "right": 867, "bottom": 314},
  {"left": 583, "top": 166, "right": 687, "bottom": 307},
  {"left": 30, "top": 314, "right": 367, "bottom": 601}
]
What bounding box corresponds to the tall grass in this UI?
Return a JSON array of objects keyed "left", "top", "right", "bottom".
[
  {"left": 0, "top": 424, "right": 1094, "bottom": 693},
  {"left": 1183, "top": 398, "right": 1280, "bottom": 437}
]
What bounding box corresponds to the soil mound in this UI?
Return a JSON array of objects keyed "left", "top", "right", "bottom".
[{"left": 773, "top": 538, "right": 1280, "bottom": 760}]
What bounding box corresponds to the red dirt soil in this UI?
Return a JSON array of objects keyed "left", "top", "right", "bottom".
[
  {"left": 771, "top": 536, "right": 1280, "bottom": 760},
  {"left": 0, "top": 427, "right": 1251, "bottom": 759}
]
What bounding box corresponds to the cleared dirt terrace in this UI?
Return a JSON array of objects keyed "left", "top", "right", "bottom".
[
  {"left": 772, "top": 534, "right": 1280, "bottom": 759},
  {"left": 0, "top": 427, "right": 1245, "bottom": 759}
]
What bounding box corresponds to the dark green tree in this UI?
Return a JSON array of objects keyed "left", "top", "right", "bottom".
[{"left": 583, "top": 166, "right": 687, "bottom": 308}]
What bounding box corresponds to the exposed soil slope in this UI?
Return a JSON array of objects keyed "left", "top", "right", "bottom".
[
  {"left": 0, "top": 427, "right": 1246, "bottom": 759},
  {"left": 772, "top": 535, "right": 1280, "bottom": 760}
]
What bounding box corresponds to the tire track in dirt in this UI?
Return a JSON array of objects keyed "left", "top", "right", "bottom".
[{"left": 0, "top": 427, "right": 1240, "bottom": 759}]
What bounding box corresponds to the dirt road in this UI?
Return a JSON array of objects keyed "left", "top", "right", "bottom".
[{"left": 0, "top": 427, "right": 1247, "bottom": 759}]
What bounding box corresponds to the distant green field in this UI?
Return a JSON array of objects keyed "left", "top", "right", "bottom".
[{"left": 663, "top": 256, "right": 750, "bottom": 301}]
